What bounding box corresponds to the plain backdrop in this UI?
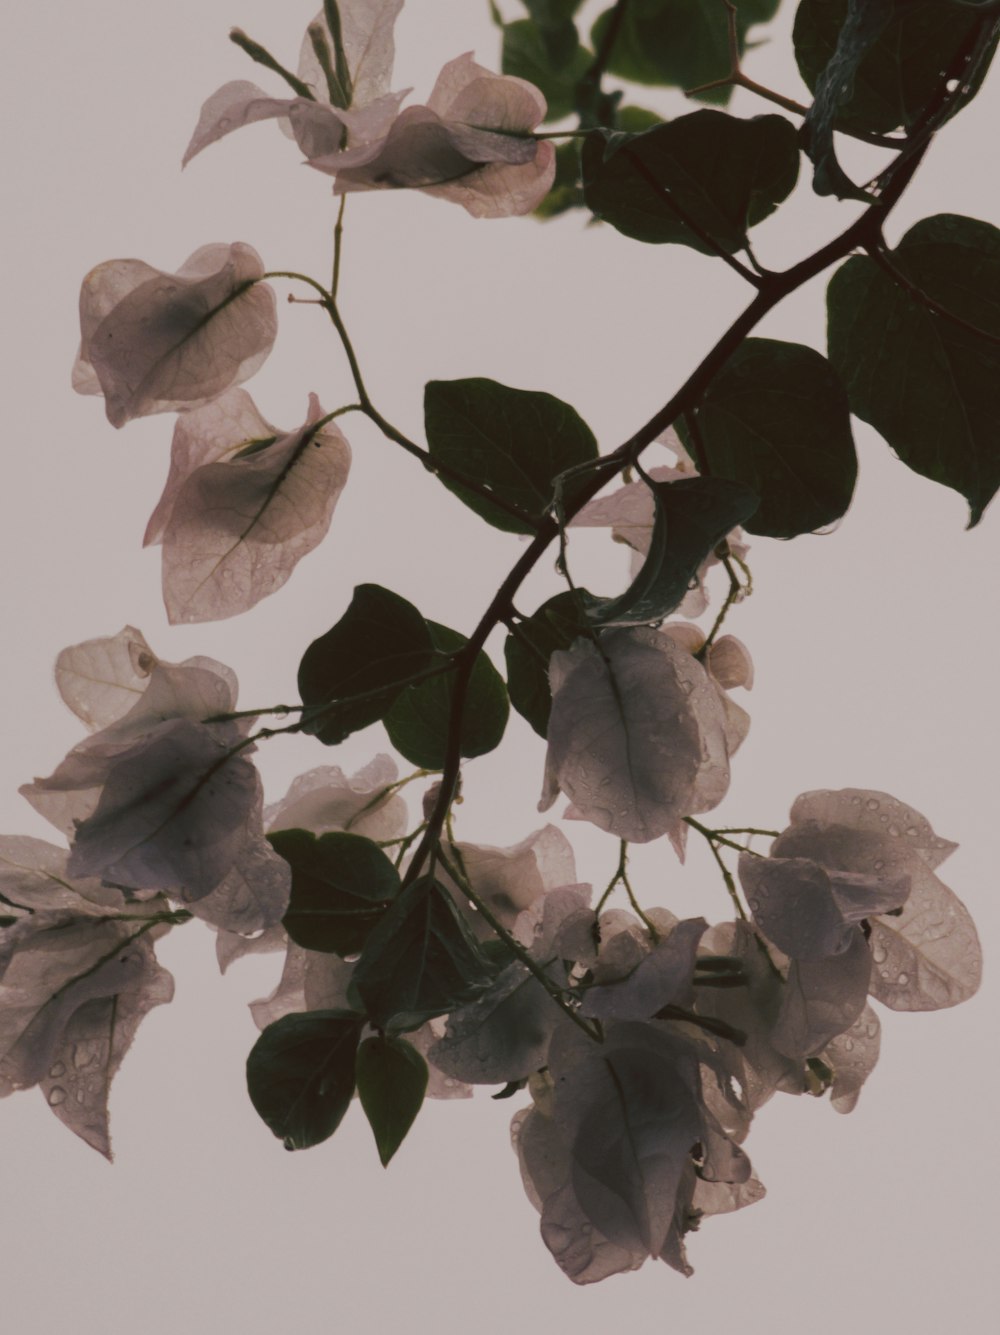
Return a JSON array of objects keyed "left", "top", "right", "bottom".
[{"left": 1, "top": 2, "right": 997, "bottom": 1332}]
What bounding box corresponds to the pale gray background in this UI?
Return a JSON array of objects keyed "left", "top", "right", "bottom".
[{"left": 1, "top": 2, "right": 997, "bottom": 1332}]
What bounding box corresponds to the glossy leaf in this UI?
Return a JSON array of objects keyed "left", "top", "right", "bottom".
[
  {"left": 504, "top": 590, "right": 594, "bottom": 736},
  {"left": 424, "top": 378, "right": 598, "bottom": 534},
  {"left": 590, "top": 0, "right": 780, "bottom": 102},
  {"left": 685, "top": 338, "right": 857, "bottom": 537},
  {"left": 582, "top": 112, "right": 799, "bottom": 253},
  {"left": 586, "top": 476, "right": 759, "bottom": 627},
  {"left": 794, "top": 0, "right": 997, "bottom": 138},
  {"left": 246, "top": 1010, "right": 363, "bottom": 1150},
  {"left": 355, "top": 1034, "right": 428, "bottom": 1165},
  {"left": 384, "top": 622, "right": 509, "bottom": 769},
  {"left": 827, "top": 214, "right": 1000, "bottom": 526},
  {"left": 270, "top": 829, "right": 401, "bottom": 956},
  {"left": 297, "top": 584, "right": 437, "bottom": 744},
  {"left": 353, "top": 876, "right": 499, "bottom": 1031}
]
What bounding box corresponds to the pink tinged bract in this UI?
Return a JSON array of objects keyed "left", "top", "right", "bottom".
[
  {"left": 0, "top": 860, "right": 175, "bottom": 1158},
  {"left": 74, "top": 243, "right": 277, "bottom": 427},
  {"left": 297, "top": 2, "right": 404, "bottom": 108},
  {"left": 539, "top": 628, "right": 744, "bottom": 847},
  {"left": 154, "top": 392, "right": 352, "bottom": 623},
  {"left": 322, "top": 54, "right": 555, "bottom": 217},
  {"left": 54, "top": 626, "right": 156, "bottom": 733},
  {"left": 771, "top": 789, "right": 981, "bottom": 1010}
]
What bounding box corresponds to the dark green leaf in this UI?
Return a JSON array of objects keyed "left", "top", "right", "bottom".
[
  {"left": 502, "top": 20, "right": 592, "bottom": 121},
  {"left": 523, "top": 0, "right": 585, "bottom": 25},
  {"left": 582, "top": 112, "right": 799, "bottom": 254},
  {"left": 353, "top": 876, "right": 499, "bottom": 1031},
  {"left": 794, "top": 0, "right": 997, "bottom": 138},
  {"left": 591, "top": 0, "right": 780, "bottom": 103},
  {"left": 355, "top": 1035, "right": 428, "bottom": 1166},
  {"left": 586, "top": 476, "right": 759, "bottom": 627},
  {"left": 384, "top": 622, "right": 509, "bottom": 770},
  {"left": 614, "top": 106, "right": 662, "bottom": 133},
  {"left": 297, "top": 584, "right": 437, "bottom": 745},
  {"left": 246, "top": 1010, "right": 363, "bottom": 1150},
  {"left": 424, "top": 378, "right": 599, "bottom": 534},
  {"left": 270, "top": 829, "right": 401, "bottom": 956},
  {"left": 827, "top": 213, "right": 1000, "bottom": 526},
  {"left": 504, "top": 589, "right": 594, "bottom": 736},
  {"left": 686, "top": 338, "right": 857, "bottom": 538}
]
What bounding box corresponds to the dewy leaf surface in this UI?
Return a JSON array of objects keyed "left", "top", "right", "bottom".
[
  {"left": 582, "top": 112, "right": 799, "bottom": 252},
  {"left": 424, "top": 378, "right": 598, "bottom": 534},
  {"left": 246, "top": 1009, "right": 363, "bottom": 1150},
  {"left": 297, "top": 584, "right": 437, "bottom": 744},
  {"left": 827, "top": 214, "right": 1000, "bottom": 525},
  {"left": 686, "top": 338, "right": 857, "bottom": 537},
  {"left": 794, "top": 0, "right": 997, "bottom": 137},
  {"left": 159, "top": 393, "right": 351, "bottom": 623}
]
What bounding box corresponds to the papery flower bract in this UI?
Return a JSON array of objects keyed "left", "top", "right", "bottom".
[
  {"left": 143, "top": 388, "right": 352, "bottom": 624},
  {"left": 321, "top": 54, "right": 556, "bottom": 218},
  {"left": 573, "top": 430, "right": 751, "bottom": 618},
  {"left": 0, "top": 837, "right": 175, "bottom": 1157},
  {"left": 74, "top": 244, "right": 277, "bottom": 428},
  {"left": 183, "top": 3, "right": 407, "bottom": 169},
  {"left": 185, "top": 2, "right": 554, "bottom": 219},
  {"left": 539, "top": 626, "right": 749, "bottom": 852},
  {"left": 513, "top": 1020, "right": 758, "bottom": 1283},
  {"left": 19, "top": 631, "right": 289, "bottom": 937},
  {"left": 735, "top": 788, "right": 981, "bottom": 1061}
]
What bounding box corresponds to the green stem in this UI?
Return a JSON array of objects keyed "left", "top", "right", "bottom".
[
  {"left": 332, "top": 194, "right": 347, "bottom": 298},
  {"left": 344, "top": 770, "right": 432, "bottom": 832},
  {"left": 229, "top": 29, "right": 315, "bottom": 100}
]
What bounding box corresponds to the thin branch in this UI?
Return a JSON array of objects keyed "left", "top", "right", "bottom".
[{"left": 322, "top": 297, "right": 543, "bottom": 529}]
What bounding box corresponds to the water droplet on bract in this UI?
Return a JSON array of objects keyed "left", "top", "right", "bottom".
[
  {"left": 76, "top": 1089, "right": 86, "bottom": 1103},
  {"left": 879, "top": 813, "right": 888, "bottom": 822},
  {"left": 880, "top": 969, "right": 889, "bottom": 979},
  {"left": 851, "top": 796, "right": 862, "bottom": 805},
  {"left": 844, "top": 1038, "right": 854, "bottom": 1052},
  {"left": 72, "top": 1042, "right": 97, "bottom": 1070},
  {"left": 444, "top": 1078, "right": 458, "bottom": 1088},
  {"left": 872, "top": 944, "right": 887, "bottom": 964},
  {"left": 874, "top": 859, "right": 885, "bottom": 871},
  {"left": 866, "top": 1022, "right": 878, "bottom": 1038},
  {"left": 905, "top": 826, "right": 919, "bottom": 837},
  {"left": 887, "top": 824, "right": 900, "bottom": 837},
  {"left": 866, "top": 799, "right": 880, "bottom": 811},
  {"left": 49, "top": 1061, "right": 66, "bottom": 1079},
  {"left": 897, "top": 972, "right": 909, "bottom": 986},
  {"left": 48, "top": 1086, "right": 67, "bottom": 1107}
]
